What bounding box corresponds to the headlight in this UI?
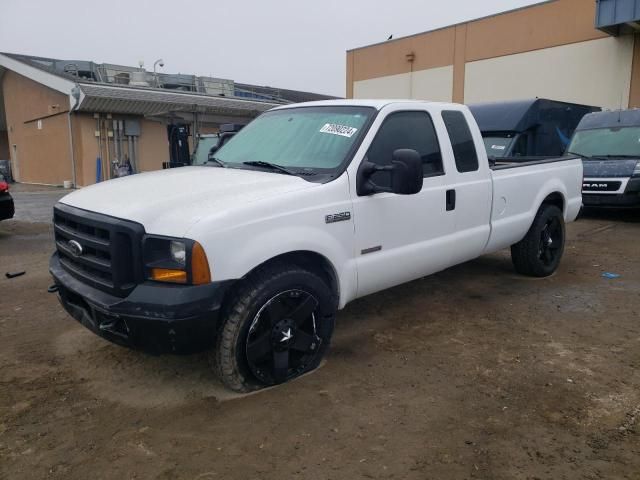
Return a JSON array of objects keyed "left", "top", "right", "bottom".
[
  {"left": 170, "top": 240, "right": 186, "bottom": 265},
  {"left": 634, "top": 161, "right": 640, "bottom": 178},
  {"left": 143, "top": 236, "right": 211, "bottom": 285}
]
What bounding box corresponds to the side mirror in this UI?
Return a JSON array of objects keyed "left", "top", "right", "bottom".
[
  {"left": 357, "top": 149, "right": 423, "bottom": 196},
  {"left": 389, "top": 149, "right": 424, "bottom": 194}
]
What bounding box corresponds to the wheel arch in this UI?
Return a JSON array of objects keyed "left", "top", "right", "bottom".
[
  {"left": 223, "top": 250, "right": 341, "bottom": 311},
  {"left": 540, "top": 191, "right": 565, "bottom": 214},
  {"left": 254, "top": 250, "right": 339, "bottom": 300}
]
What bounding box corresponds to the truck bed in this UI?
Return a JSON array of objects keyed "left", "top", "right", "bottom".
[
  {"left": 484, "top": 155, "right": 583, "bottom": 254},
  {"left": 490, "top": 155, "right": 579, "bottom": 170}
]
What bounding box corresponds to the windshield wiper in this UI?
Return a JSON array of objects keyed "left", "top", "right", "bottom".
[
  {"left": 242, "top": 160, "right": 298, "bottom": 176},
  {"left": 566, "top": 151, "right": 591, "bottom": 159},
  {"left": 206, "top": 157, "right": 227, "bottom": 167},
  {"left": 566, "top": 152, "right": 639, "bottom": 160},
  {"left": 590, "top": 154, "right": 639, "bottom": 159}
]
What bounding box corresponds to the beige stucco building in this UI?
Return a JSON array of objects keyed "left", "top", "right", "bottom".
[
  {"left": 346, "top": 0, "right": 640, "bottom": 110},
  {"left": 0, "top": 53, "right": 333, "bottom": 187}
]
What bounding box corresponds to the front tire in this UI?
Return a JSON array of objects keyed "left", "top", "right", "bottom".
[
  {"left": 511, "top": 204, "right": 565, "bottom": 277},
  {"left": 212, "top": 262, "right": 336, "bottom": 392}
]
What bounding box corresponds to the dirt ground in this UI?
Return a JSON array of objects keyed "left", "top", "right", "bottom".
[{"left": 1, "top": 199, "right": 639, "bottom": 479}]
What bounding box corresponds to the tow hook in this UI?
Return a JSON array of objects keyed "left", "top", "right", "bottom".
[
  {"left": 99, "top": 317, "right": 130, "bottom": 340},
  {"left": 47, "top": 284, "right": 59, "bottom": 293}
]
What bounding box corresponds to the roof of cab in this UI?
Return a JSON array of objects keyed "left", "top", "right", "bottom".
[
  {"left": 270, "top": 99, "right": 462, "bottom": 111},
  {"left": 576, "top": 109, "right": 640, "bottom": 130}
]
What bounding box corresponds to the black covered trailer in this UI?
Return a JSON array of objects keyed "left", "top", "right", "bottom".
[{"left": 468, "top": 99, "right": 600, "bottom": 158}]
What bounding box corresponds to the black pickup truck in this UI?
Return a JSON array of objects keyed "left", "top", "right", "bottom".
[{"left": 567, "top": 109, "right": 640, "bottom": 208}]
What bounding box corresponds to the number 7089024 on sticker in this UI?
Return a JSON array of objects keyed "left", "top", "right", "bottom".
[{"left": 319, "top": 123, "right": 358, "bottom": 138}]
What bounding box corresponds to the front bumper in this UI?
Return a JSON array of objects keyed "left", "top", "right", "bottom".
[
  {"left": 0, "top": 193, "right": 14, "bottom": 220},
  {"left": 583, "top": 178, "right": 640, "bottom": 208},
  {"left": 50, "top": 252, "right": 233, "bottom": 353}
]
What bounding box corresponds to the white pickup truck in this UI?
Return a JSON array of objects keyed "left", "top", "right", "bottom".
[{"left": 50, "top": 100, "right": 582, "bottom": 391}]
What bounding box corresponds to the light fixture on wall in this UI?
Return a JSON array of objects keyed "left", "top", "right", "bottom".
[{"left": 406, "top": 52, "right": 415, "bottom": 98}]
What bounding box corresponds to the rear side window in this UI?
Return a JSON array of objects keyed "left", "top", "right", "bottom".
[
  {"left": 442, "top": 110, "right": 479, "bottom": 173},
  {"left": 366, "top": 111, "right": 444, "bottom": 188}
]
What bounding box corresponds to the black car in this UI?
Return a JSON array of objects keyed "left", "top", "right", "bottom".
[
  {"left": 0, "top": 174, "right": 15, "bottom": 221},
  {"left": 567, "top": 110, "right": 640, "bottom": 208}
]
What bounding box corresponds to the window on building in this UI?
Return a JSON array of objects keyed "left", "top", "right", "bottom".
[
  {"left": 366, "top": 111, "right": 443, "bottom": 187},
  {"left": 442, "top": 110, "right": 479, "bottom": 173}
]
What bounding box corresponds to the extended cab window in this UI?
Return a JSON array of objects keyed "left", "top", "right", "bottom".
[
  {"left": 442, "top": 110, "right": 479, "bottom": 172},
  {"left": 366, "top": 111, "right": 443, "bottom": 187}
]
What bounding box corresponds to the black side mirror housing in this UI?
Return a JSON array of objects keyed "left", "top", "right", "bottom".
[
  {"left": 357, "top": 149, "right": 424, "bottom": 196},
  {"left": 390, "top": 149, "right": 424, "bottom": 194}
]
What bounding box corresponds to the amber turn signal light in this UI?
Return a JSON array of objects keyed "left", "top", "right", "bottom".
[
  {"left": 150, "top": 268, "right": 187, "bottom": 284},
  {"left": 191, "top": 241, "right": 211, "bottom": 285}
]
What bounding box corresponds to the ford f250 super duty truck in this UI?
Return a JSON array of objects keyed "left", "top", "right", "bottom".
[{"left": 49, "top": 100, "right": 583, "bottom": 392}]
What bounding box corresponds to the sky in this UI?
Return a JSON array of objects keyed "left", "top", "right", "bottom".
[{"left": 0, "top": 0, "right": 543, "bottom": 97}]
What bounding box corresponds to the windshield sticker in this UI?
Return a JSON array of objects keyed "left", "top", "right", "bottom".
[
  {"left": 319, "top": 123, "right": 358, "bottom": 138},
  {"left": 491, "top": 145, "right": 506, "bottom": 150}
]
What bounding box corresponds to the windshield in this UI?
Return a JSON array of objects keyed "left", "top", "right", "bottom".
[
  {"left": 192, "top": 136, "right": 220, "bottom": 166},
  {"left": 567, "top": 127, "right": 640, "bottom": 158},
  {"left": 482, "top": 136, "right": 513, "bottom": 158},
  {"left": 213, "top": 106, "right": 374, "bottom": 173}
]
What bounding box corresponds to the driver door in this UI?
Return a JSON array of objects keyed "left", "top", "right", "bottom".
[{"left": 350, "top": 109, "right": 455, "bottom": 299}]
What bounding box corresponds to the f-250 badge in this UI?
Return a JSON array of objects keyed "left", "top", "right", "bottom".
[{"left": 325, "top": 212, "right": 351, "bottom": 224}]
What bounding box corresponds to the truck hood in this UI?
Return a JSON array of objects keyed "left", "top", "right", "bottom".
[
  {"left": 582, "top": 158, "right": 639, "bottom": 178},
  {"left": 60, "top": 166, "right": 315, "bottom": 236}
]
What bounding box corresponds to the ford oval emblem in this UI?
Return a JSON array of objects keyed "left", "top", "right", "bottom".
[{"left": 67, "top": 240, "right": 83, "bottom": 257}]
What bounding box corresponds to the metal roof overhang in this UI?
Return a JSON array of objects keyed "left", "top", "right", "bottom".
[
  {"left": 76, "top": 83, "right": 282, "bottom": 119},
  {"left": 596, "top": 0, "right": 640, "bottom": 35}
]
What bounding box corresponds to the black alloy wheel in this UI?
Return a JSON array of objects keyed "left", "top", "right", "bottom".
[
  {"left": 538, "top": 216, "right": 563, "bottom": 267},
  {"left": 246, "top": 289, "right": 323, "bottom": 385},
  {"left": 213, "top": 262, "right": 336, "bottom": 392},
  {"left": 511, "top": 203, "right": 565, "bottom": 277}
]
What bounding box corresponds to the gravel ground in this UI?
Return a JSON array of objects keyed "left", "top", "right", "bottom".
[
  {"left": 0, "top": 197, "right": 639, "bottom": 479},
  {"left": 8, "top": 183, "right": 68, "bottom": 223}
]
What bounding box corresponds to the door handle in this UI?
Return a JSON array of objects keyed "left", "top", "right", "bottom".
[{"left": 446, "top": 189, "right": 456, "bottom": 211}]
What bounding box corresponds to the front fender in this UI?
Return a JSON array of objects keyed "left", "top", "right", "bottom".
[
  {"left": 186, "top": 174, "right": 358, "bottom": 309},
  {"left": 226, "top": 226, "right": 357, "bottom": 308}
]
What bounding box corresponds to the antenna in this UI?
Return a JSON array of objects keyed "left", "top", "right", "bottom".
[
  {"left": 618, "top": 86, "right": 623, "bottom": 123},
  {"left": 617, "top": 60, "right": 627, "bottom": 123}
]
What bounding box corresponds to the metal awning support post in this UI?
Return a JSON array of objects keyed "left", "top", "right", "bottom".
[{"left": 67, "top": 85, "right": 81, "bottom": 187}]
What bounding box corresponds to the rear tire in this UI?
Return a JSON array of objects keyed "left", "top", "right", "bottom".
[
  {"left": 212, "top": 262, "right": 336, "bottom": 392},
  {"left": 511, "top": 204, "right": 565, "bottom": 277}
]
